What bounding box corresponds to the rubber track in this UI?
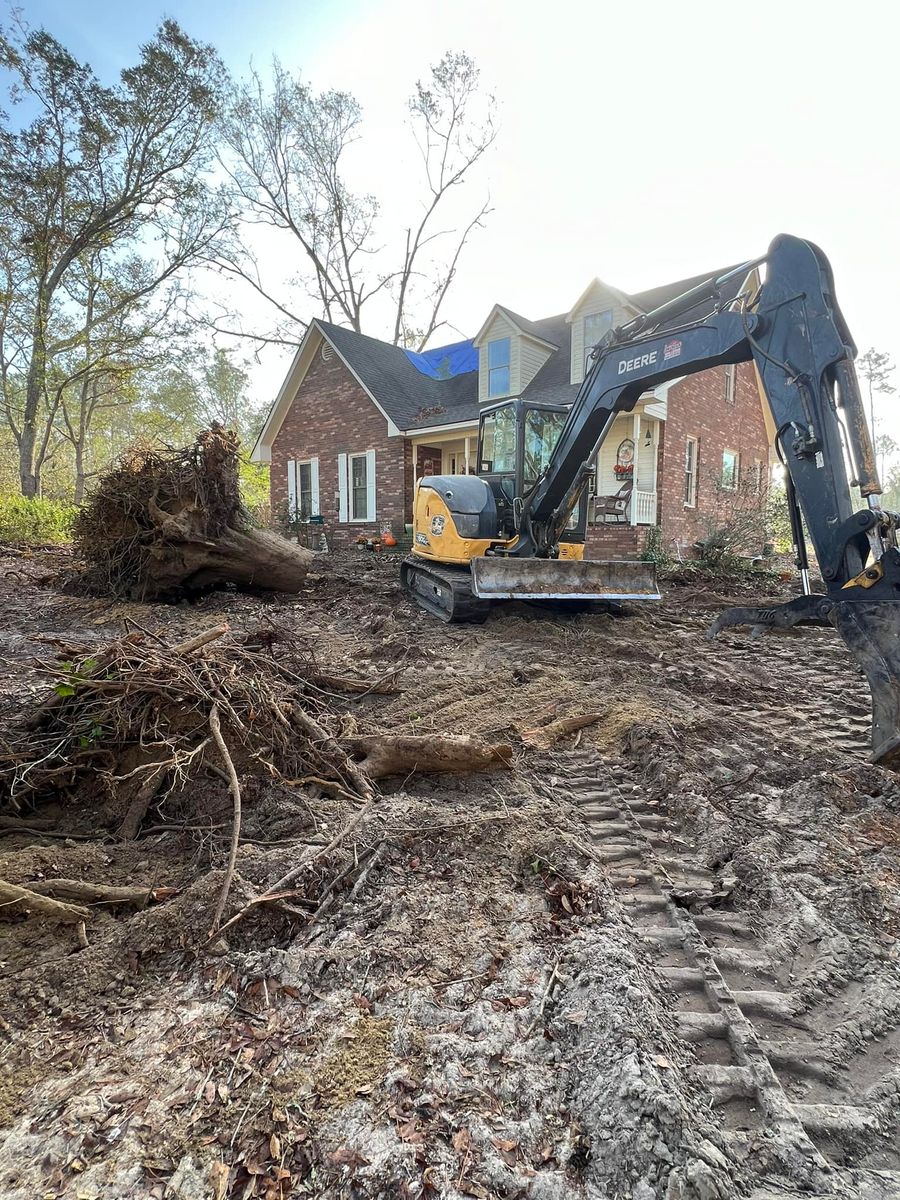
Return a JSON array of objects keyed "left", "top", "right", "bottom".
[
  {"left": 561, "top": 748, "right": 900, "bottom": 1199},
  {"left": 401, "top": 556, "right": 491, "bottom": 623}
]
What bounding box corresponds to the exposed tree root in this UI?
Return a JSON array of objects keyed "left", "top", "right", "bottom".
[
  {"left": 24, "top": 879, "right": 173, "bottom": 906},
  {"left": 67, "top": 427, "right": 312, "bottom": 600}
]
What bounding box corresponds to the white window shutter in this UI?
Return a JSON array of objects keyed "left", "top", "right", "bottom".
[
  {"left": 310, "top": 457, "right": 320, "bottom": 515},
  {"left": 338, "top": 453, "right": 348, "bottom": 522},
  {"left": 287, "top": 459, "right": 296, "bottom": 518},
  {"left": 366, "top": 449, "right": 376, "bottom": 521}
]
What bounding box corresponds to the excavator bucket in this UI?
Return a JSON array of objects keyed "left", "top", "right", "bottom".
[
  {"left": 470, "top": 557, "right": 660, "bottom": 602},
  {"left": 830, "top": 601, "right": 900, "bottom": 769}
]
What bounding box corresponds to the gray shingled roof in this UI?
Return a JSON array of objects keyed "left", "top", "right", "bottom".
[
  {"left": 316, "top": 319, "right": 478, "bottom": 432},
  {"left": 494, "top": 305, "right": 561, "bottom": 347},
  {"left": 313, "top": 261, "right": 751, "bottom": 432},
  {"left": 629, "top": 264, "right": 741, "bottom": 313}
]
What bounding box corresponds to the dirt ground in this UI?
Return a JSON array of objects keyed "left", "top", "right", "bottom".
[{"left": 0, "top": 547, "right": 898, "bottom": 1200}]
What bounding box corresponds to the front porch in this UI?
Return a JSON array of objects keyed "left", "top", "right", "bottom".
[
  {"left": 590, "top": 404, "right": 662, "bottom": 530},
  {"left": 410, "top": 428, "right": 478, "bottom": 488}
]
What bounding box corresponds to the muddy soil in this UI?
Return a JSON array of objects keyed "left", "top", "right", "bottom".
[{"left": 0, "top": 548, "right": 898, "bottom": 1200}]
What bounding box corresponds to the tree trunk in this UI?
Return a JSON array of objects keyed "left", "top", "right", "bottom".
[
  {"left": 19, "top": 305, "right": 48, "bottom": 498},
  {"left": 136, "top": 525, "right": 313, "bottom": 599},
  {"left": 74, "top": 440, "right": 86, "bottom": 506}
]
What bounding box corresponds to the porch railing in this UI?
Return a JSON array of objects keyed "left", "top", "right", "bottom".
[{"left": 631, "top": 489, "right": 657, "bottom": 526}]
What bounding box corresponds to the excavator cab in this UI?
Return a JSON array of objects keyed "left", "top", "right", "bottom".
[
  {"left": 478, "top": 398, "right": 588, "bottom": 555},
  {"left": 402, "top": 395, "right": 659, "bottom": 621}
]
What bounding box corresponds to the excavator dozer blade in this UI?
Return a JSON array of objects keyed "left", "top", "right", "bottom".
[
  {"left": 830, "top": 600, "right": 900, "bottom": 769},
  {"left": 470, "top": 557, "right": 660, "bottom": 602}
]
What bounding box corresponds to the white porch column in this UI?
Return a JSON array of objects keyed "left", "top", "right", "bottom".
[
  {"left": 630, "top": 410, "right": 641, "bottom": 525},
  {"left": 464, "top": 434, "right": 470, "bottom": 474}
]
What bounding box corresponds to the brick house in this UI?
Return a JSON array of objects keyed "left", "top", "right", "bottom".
[{"left": 252, "top": 264, "right": 773, "bottom": 555}]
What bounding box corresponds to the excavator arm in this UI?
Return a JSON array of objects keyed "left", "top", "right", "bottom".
[{"left": 513, "top": 234, "right": 900, "bottom": 767}]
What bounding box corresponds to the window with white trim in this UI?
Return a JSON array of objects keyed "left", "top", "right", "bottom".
[
  {"left": 684, "top": 437, "right": 698, "bottom": 507},
  {"left": 584, "top": 309, "right": 614, "bottom": 372},
  {"left": 350, "top": 453, "right": 369, "bottom": 520},
  {"left": 488, "top": 337, "right": 511, "bottom": 398},
  {"left": 297, "top": 461, "right": 314, "bottom": 518},
  {"left": 287, "top": 457, "right": 319, "bottom": 520},
  {"left": 724, "top": 363, "right": 736, "bottom": 403},
  {"left": 722, "top": 449, "right": 739, "bottom": 490},
  {"left": 338, "top": 450, "right": 376, "bottom": 523}
]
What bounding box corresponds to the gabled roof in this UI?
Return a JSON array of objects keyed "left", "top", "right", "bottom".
[
  {"left": 566, "top": 278, "right": 637, "bottom": 323},
  {"left": 473, "top": 303, "right": 559, "bottom": 350}
]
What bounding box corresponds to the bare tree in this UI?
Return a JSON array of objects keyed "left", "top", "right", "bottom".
[
  {"left": 856, "top": 346, "right": 896, "bottom": 448},
  {"left": 217, "top": 51, "right": 495, "bottom": 349},
  {"left": 0, "top": 17, "right": 229, "bottom": 496},
  {"left": 393, "top": 53, "right": 495, "bottom": 348}
]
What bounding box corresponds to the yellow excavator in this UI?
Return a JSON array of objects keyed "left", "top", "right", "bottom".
[{"left": 401, "top": 234, "right": 900, "bottom": 768}]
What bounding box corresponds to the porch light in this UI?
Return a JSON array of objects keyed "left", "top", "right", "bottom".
[{"left": 644, "top": 427, "right": 653, "bottom": 447}]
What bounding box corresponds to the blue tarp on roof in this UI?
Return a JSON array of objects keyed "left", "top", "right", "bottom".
[{"left": 404, "top": 338, "right": 478, "bottom": 380}]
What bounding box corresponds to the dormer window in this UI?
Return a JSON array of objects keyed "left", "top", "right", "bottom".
[
  {"left": 584, "top": 309, "right": 614, "bottom": 372},
  {"left": 488, "top": 337, "right": 511, "bottom": 398}
]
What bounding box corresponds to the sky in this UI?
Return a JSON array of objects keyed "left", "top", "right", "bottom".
[{"left": 14, "top": 0, "right": 900, "bottom": 448}]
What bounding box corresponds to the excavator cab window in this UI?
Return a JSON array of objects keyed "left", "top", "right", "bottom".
[
  {"left": 479, "top": 403, "right": 517, "bottom": 474},
  {"left": 523, "top": 408, "right": 567, "bottom": 488}
]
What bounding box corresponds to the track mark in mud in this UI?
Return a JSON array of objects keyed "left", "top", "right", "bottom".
[{"left": 561, "top": 749, "right": 900, "bottom": 1199}]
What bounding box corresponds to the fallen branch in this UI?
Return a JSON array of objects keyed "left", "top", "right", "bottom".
[
  {"left": 345, "top": 734, "right": 513, "bottom": 779},
  {"left": 0, "top": 878, "right": 92, "bottom": 924},
  {"left": 521, "top": 713, "right": 604, "bottom": 751},
  {"left": 313, "top": 672, "right": 399, "bottom": 696},
  {"left": 208, "top": 704, "right": 242, "bottom": 935},
  {"left": 173, "top": 624, "right": 231, "bottom": 658},
  {"left": 26, "top": 879, "right": 173, "bottom": 907}
]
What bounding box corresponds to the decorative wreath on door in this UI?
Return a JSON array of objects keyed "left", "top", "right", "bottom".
[{"left": 614, "top": 438, "right": 635, "bottom": 479}]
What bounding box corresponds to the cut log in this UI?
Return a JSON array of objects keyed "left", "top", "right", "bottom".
[
  {"left": 346, "top": 734, "right": 513, "bottom": 780},
  {"left": 521, "top": 713, "right": 605, "bottom": 750},
  {"left": 143, "top": 526, "right": 313, "bottom": 598},
  {"left": 0, "top": 878, "right": 91, "bottom": 923},
  {"left": 26, "top": 879, "right": 167, "bottom": 907}
]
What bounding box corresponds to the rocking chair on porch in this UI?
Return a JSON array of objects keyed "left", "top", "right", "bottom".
[{"left": 592, "top": 480, "right": 633, "bottom": 523}]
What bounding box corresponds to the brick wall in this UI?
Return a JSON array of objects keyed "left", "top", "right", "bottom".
[
  {"left": 659, "top": 363, "right": 770, "bottom": 554},
  {"left": 585, "top": 523, "right": 649, "bottom": 557},
  {"left": 270, "top": 350, "right": 407, "bottom": 548}
]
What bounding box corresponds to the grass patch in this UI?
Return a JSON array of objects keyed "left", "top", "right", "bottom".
[{"left": 0, "top": 494, "right": 76, "bottom": 545}]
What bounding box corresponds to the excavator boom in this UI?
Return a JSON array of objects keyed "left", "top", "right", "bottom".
[
  {"left": 512, "top": 234, "right": 899, "bottom": 766},
  {"left": 405, "top": 234, "right": 900, "bottom": 767}
]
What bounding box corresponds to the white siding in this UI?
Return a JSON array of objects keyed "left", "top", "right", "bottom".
[
  {"left": 520, "top": 335, "right": 554, "bottom": 391},
  {"left": 595, "top": 415, "right": 634, "bottom": 496},
  {"left": 478, "top": 312, "right": 519, "bottom": 404},
  {"left": 594, "top": 413, "right": 658, "bottom": 496},
  {"left": 569, "top": 282, "right": 637, "bottom": 386}
]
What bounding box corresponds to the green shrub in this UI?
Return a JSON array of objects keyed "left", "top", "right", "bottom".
[
  {"left": 0, "top": 494, "right": 77, "bottom": 545},
  {"left": 641, "top": 526, "right": 674, "bottom": 569}
]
